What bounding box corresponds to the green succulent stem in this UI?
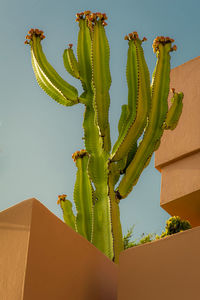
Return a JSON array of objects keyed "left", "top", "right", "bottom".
[
  {"left": 59, "top": 197, "right": 76, "bottom": 231},
  {"left": 108, "top": 166, "right": 124, "bottom": 263},
  {"left": 26, "top": 18, "right": 183, "bottom": 263},
  {"left": 83, "top": 99, "right": 113, "bottom": 259},
  {"left": 117, "top": 41, "right": 174, "bottom": 199},
  {"left": 73, "top": 153, "right": 93, "bottom": 241},
  {"left": 77, "top": 19, "right": 93, "bottom": 93},
  {"left": 31, "top": 35, "right": 79, "bottom": 106},
  {"left": 63, "top": 46, "right": 80, "bottom": 79},
  {"left": 112, "top": 37, "right": 150, "bottom": 162}
]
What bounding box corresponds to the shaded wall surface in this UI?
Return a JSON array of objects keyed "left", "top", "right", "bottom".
[
  {"left": 155, "top": 56, "right": 200, "bottom": 226},
  {"left": 118, "top": 226, "right": 200, "bottom": 300},
  {"left": 0, "top": 199, "right": 118, "bottom": 300},
  {"left": 0, "top": 200, "right": 32, "bottom": 300}
]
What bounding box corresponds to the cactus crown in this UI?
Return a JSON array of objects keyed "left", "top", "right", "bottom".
[
  {"left": 124, "top": 31, "right": 147, "bottom": 42},
  {"left": 72, "top": 149, "right": 88, "bottom": 162},
  {"left": 152, "top": 36, "right": 177, "bottom": 52},
  {"left": 25, "top": 12, "right": 183, "bottom": 263},
  {"left": 57, "top": 194, "right": 67, "bottom": 204},
  {"left": 25, "top": 29, "right": 45, "bottom": 44},
  {"left": 76, "top": 11, "right": 108, "bottom": 27}
]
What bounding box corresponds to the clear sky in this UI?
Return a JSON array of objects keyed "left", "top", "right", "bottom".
[{"left": 0, "top": 0, "right": 199, "bottom": 240}]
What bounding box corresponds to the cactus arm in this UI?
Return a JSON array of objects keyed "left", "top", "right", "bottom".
[
  {"left": 32, "top": 36, "right": 78, "bottom": 100},
  {"left": 63, "top": 45, "right": 80, "bottom": 79},
  {"left": 122, "top": 141, "right": 138, "bottom": 173},
  {"left": 116, "top": 38, "right": 176, "bottom": 199},
  {"left": 114, "top": 104, "right": 129, "bottom": 172},
  {"left": 58, "top": 196, "right": 76, "bottom": 231},
  {"left": 150, "top": 47, "right": 170, "bottom": 128},
  {"left": 163, "top": 90, "right": 183, "bottom": 130},
  {"left": 77, "top": 19, "right": 93, "bottom": 93},
  {"left": 112, "top": 41, "right": 138, "bottom": 156},
  {"left": 111, "top": 34, "right": 150, "bottom": 162},
  {"left": 72, "top": 151, "right": 93, "bottom": 241},
  {"left": 26, "top": 31, "right": 79, "bottom": 106},
  {"left": 115, "top": 104, "right": 137, "bottom": 174},
  {"left": 108, "top": 163, "right": 124, "bottom": 263},
  {"left": 92, "top": 20, "right": 111, "bottom": 153},
  {"left": 118, "top": 104, "right": 129, "bottom": 137},
  {"left": 31, "top": 52, "right": 74, "bottom": 106},
  {"left": 126, "top": 41, "right": 138, "bottom": 115}
]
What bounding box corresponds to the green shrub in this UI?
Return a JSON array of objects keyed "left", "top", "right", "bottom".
[{"left": 124, "top": 216, "right": 191, "bottom": 248}]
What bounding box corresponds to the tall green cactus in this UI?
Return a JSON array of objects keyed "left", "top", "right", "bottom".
[{"left": 25, "top": 12, "right": 183, "bottom": 263}]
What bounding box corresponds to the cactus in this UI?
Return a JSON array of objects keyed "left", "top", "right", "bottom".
[{"left": 25, "top": 11, "right": 183, "bottom": 263}]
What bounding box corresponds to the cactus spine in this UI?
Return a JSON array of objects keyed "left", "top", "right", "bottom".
[{"left": 25, "top": 13, "right": 183, "bottom": 263}]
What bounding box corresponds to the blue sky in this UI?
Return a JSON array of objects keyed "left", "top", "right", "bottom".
[{"left": 0, "top": 0, "right": 199, "bottom": 240}]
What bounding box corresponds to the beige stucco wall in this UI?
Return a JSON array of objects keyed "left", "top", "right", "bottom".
[
  {"left": 155, "top": 56, "right": 200, "bottom": 169},
  {"left": 0, "top": 200, "right": 33, "bottom": 300},
  {"left": 154, "top": 57, "right": 200, "bottom": 223},
  {"left": 0, "top": 199, "right": 118, "bottom": 300},
  {"left": 160, "top": 152, "right": 200, "bottom": 226},
  {"left": 118, "top": 226, "right": 200, "bottom": 300},
  {"left": 23, "top": 199, "right": 118, "bottom": 300}
]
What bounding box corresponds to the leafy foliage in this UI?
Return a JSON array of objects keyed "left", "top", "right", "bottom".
[{"left": 124, "top": 216, "right": 191, "bottom": 249}]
